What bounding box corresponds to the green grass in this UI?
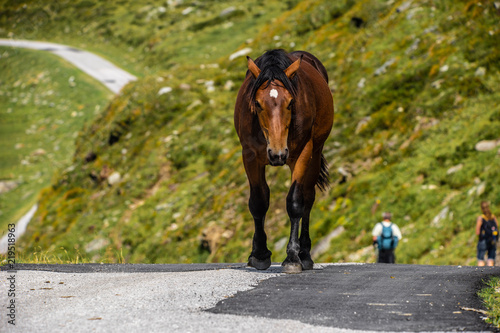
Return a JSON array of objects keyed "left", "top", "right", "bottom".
[
  {"left": 1, "top": 0, "right": 499, "bottom": 320},
  {"left": 0, "top": 0, "right": 499, "bottom": 269},
  {"left": 479, "top": 277, "right": 500, "bottom": 328},
  {"left": 0, "top": 46, "right": 112, "bottom": 234},
  {"left": 0, "top": 0, "right": 298, "bottom": 76}
]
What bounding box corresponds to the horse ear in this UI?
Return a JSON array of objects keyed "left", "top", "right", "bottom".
[
  {"left": 247, "top": 56, "right": 261, "bottom": 78},
  {"left": 284, "top": 55, "right": 302, "bottom": 79}
]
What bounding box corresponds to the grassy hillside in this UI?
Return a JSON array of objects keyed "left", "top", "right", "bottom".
[
  {"left": 0, "top": 0, "right": 297, "bottom": 75},
  {"left": 0, "top": 0, "right": 499, "bottom": 266},
  {"left": 0, "top": 46, "right": 112, "bottom": 235}
]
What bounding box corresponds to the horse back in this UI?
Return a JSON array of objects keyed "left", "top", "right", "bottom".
[
  {"left": 288, "top": 51, "right": 333, "bottom": 151},
  {"left": 289, "top": 51, "right": 329, "bottom": 83}
]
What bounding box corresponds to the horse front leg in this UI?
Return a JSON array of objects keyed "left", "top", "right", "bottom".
[
  {"left": 243, "top": 153, "right": 272, "bottom": 270},
  {"left": 283, "top": 180, "right": 304, "bottom": 273},
  {"left": 248, "top": 183, "right": 272, "bottom": 270}
]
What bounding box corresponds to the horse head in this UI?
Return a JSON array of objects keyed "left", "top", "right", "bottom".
[{"left": 247, "top": 56, "right": 301, "bottom": 166}]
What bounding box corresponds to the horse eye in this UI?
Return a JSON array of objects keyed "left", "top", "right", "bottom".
[
  {"left": 255, "top": 101, "right": 262, "bottom": 109},
  {"left": 287, "top": 99, "right": 294, "bottom": 110}
]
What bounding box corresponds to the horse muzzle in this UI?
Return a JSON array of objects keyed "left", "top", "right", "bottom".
[{"left": 267, "top": 147, "right": 288, "bottom": 166}]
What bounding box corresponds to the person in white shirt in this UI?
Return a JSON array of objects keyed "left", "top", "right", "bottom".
[{"left": 372, "top": 212, "right": 402, "bottom": 263}]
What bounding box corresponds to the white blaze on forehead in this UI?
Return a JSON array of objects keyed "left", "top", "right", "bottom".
[{"left": 269, "top": 89, "right": 279, "bottom": 98}]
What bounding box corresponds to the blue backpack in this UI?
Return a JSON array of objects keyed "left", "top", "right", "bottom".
[{"left": 377, "top": 223, "right": 398, "bottom": 250}]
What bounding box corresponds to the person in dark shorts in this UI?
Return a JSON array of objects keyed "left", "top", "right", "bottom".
[{"left": 476, "top": 201, "right": 499, "bottom": 266}]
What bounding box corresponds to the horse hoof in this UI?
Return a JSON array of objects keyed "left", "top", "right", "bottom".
[
  {"left": 282, "top": 263, "right": 302, "bottom": 274},
  {"left": 301, "top": 259, "right": 314, "bottom": 270},
  {"left": 299, "top": 252, "right": 314, "bottom": 270},
  {"left": 248, "top": 256, "right": 271, "bottom": 270}
]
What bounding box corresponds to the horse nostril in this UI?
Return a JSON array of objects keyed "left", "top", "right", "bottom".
[
  {"left": 267, "top": 148, "right": 287, "bottom": 165},
  {"left": 267, "top": 149, "right": 273, "bottom": 159}
]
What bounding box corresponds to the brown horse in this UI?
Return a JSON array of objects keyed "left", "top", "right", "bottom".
[{"left": 234, "top": 49, "right": 334, "bottom": 273}]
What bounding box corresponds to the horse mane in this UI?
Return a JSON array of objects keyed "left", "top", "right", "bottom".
[{"left": 248, "top": 49, "right": 298, "bottom": 112}]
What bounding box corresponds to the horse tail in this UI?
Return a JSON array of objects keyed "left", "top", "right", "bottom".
[{"left": 316, "top": 154, "right": 330, "bottom": 192}]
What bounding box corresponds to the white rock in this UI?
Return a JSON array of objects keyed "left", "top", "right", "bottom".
[
  {"left": 187, "top": 100, "right": 202, "bottom": 110},
  {"left": 357, "top": 77, "right": 366, "bottom": 89},
  {"left": 468, "top": 186, "right": 477, "bottom": 196},
  {"left": 337, "top": 167, "right": 351, "bottom": 177},
  {"left": 431, "top": 79, "right": 444, "bottom": 89},
  {"left": 179, "top": 83, "right": 191, "bottom": 91},
  {"left": 397, "top": 0, "right": 413, "bottom": 12},
  {"left": 229, "top": 48, "right": 252, "bottom": 61},
  {"left": 475, "top": 140, "right": 500, "bottom": 151},
  {"left": 0, "top": 181, "right": 18, "bottom": 194},
  {"left": 310, "top": 226, "right": 345, "bottom": 258},
  {"left": 220, "top": 6, "right": 237, "bottom": 17},
  {"left": 182, "top": 7, "right": 194, "bottom": 15},
  {"left": 432, "top": 206, "right": 450, "bottom": 226},
  {"left": 355, "top": 117, "right": 371, "bottom": 134},
  {"left": 205, "top": 81, "right": 215, "bottom": 93},
  {"left": 85, "top": 238, "right": 109, "bottom": 253},
  {"left": 446, "top": 164, "right": 463, "bottom": 175},
  {"left": 224, "top": 80, "right": 234, "bottom": 91},
  {"left": 32, "top": 148, "right": 46, "bottom": 156},
  {"left": 405, "top": 37, "right": 420, "bottom": 54},
  {"left": 107, "top": 172, "right": 121, "bottom": 186},
  {"left": 474, "top": 67, "right": 486, "bottom": 77},
  {"left": 274, "top": 237, "right": 288, "bottom": 251},
  {"left": 158, "top": 87, "right": 173, "bottom": 95},
  {"left": 374, "top": 58, "right": 396, "bottom": 76},
  {"left": 476, "top": 182, "right": 486, "bottom": 196}
]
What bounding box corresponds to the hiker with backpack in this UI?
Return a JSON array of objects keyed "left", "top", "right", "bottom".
[
  {"left": 476, "top": 201, "right": 499, "bottom": 267},
  {"left": 372, "top": 212, "right": 402, "bottom": 263}
]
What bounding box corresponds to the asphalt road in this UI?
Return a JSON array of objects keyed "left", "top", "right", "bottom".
[{"left": 1, "top": 263, "right": 499, "bottom": 332}]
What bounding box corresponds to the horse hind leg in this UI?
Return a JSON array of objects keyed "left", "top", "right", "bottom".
[
  {"left": 298, "top": 152, "right": 325, "bottom": 270},
  {"left": 298, "top": 198, "right": 315, "bottom": 270},
  {"left": 282, "top": 140, "right": 318, "bottom": 274}
]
